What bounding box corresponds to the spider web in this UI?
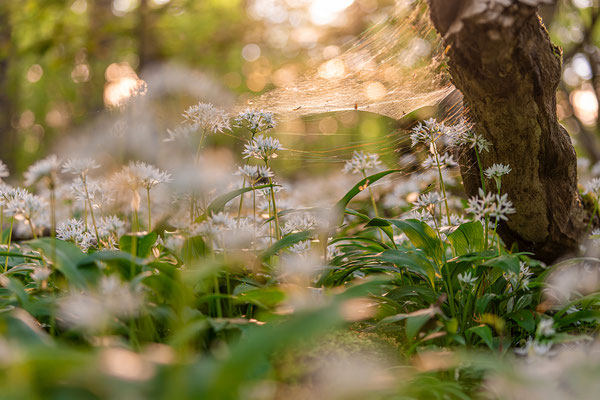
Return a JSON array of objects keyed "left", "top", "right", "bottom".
[{"left": 243, "top": 0, "right": 454, "bottom": 121}]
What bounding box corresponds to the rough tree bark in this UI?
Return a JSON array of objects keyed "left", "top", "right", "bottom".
[{"left": 428, "top": 0, "right": 590, "bottom": 262}]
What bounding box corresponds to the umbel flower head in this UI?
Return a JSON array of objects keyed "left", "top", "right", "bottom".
[
  {"left": 410, "top": 118, "right": 449, "bottom": 148},
  {"left": 342, "top": 151, "right": 381, "bottom": 174},
  {"left": 182, "top": 102, "right": 230, "bottom": 134},
  {"left": 485, "top": 163, "right": 512, "bottom": 192},
  {"left": 126, "top": 161, "right": 173, "bottom": 190},
  {"left": 236, "top": 165, "right": 273, "bottom": 186},
  {"left": 24, "top": 154, "right": 61, "bottom": 187},
  {"left": 242, "top": 134, "right": 284, "bottom": 161},
  {"left": 62, "top": 158, "right": 100, "bottom": 177},
  {"left": 412, "top": 191, "right": 442, "bottom": 211},
  {"left": 466, "top": 188, "right": 516, "bottom": 221},
  {"left": 0, "top": 160, "right": 9, "bottom": 181},
  {"left": 447, "top": 119, "right": 492, "bottom": 153},
  {"left": 235, "top": 109, "right": 276, "bottom": 134}
]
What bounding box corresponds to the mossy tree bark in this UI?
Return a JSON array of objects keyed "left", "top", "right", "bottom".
[{"left": 428, "top": 0, "right": 589, "bottom": 262}]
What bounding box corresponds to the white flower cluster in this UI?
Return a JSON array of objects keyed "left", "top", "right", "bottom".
[
  {"left": 62, "top": 158, "right": 100, "bottom": 177},
  {"left": 236, "top": 165, "right": 273, "bottom": 186},
  {"left": 0, "top": 160, "right": 9, "bottom": 180},
  {"left": 242, "top": 134, "right": 284, "bottom": 161},
  {"left": 235, "top": 109, "right": 276, "bottom": 133},
  {"left": 410, "top": 118, "right": 448, "bottom": 148},
  {"left": 421, "top": 153, "right": 457, "bottom": 169},
  {"left": 484, "top": 163, "right": 512, "bottom": 180},
  {"left": 56, "top": 218, "right": 97, "bottom": 252},
  {"left": 412, "top": 191, "right": 442, "bottom": 210},
  {"left": 281, "top": 214, "right": 317, "bottom": 236},
  {"left": 458, "top": 271, "right": 477, "bottom": 286},
  {"left": 182, "top": 102, "right": 230, "bottom": 134},
  {"left": 447, "top": 119, "right": 492, "bottom": 153},
  {"left": 466, "top": 188, "right": 516, "bottom": 221},
  {"left": 342, "top": 151, "right": 381, "bottom": 174},
  {"left": 584, "top": 177, "right": 600, "bottom": 196},
  {"left": 126, "top": 161, "right": 173, "bottom": 190},
  {"left": 24, "top": 154, "right": 61, "bottom": 187}
]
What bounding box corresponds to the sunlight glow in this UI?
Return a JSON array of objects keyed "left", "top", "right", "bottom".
[{"left": 309, "top": 0, "right": 355, "bottom": 25}]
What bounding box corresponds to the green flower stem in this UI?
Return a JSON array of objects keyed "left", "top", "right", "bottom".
[
  {"left": 475, "top": 150, "right": 486, "bottom": 193},
  {"left": 433, "top": 147, "right": 452, "bottom": 226},
  {"left": 265, "top": 160, "right": 280, "bottom": 240},
  {"left": 82, "top": 176, "right": 101, "bottom": 248},
  {"left": 4, "top": 217, "right": 14, "bottom": 272},
  {"left": 1, "top": 205, "right": 4, "bottom": 244},
  {"left": 147, "top": 187, "right": 152, "bottom": 231}
]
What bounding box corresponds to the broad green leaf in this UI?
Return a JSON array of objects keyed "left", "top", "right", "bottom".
[
  {"left": 406, "top": 314, "right": 431, "bottom": 340},
  {"left": 507, "top": 309, "right": 536, "bottom": 332},
  {"left": 374, "top": 249, "right": 436, "bottom": 287},
  {"left": 390, "top": 219, "right": 444, "bottom": 262},
  {"left": 120, "top": 231, "right": 158, "bottom": 258},
  {"left": 447, "top": 221, "right": 484, "bottom": 255},
  {"left": 333, "top": 169, "right": 401, "bottom": 226},
  {"left": 365, "top": 217, "right": 395, "bottom": 243},
  {"left": 483, "top": 255, "right": 520, "bottom": 275},
  {"left": 467, "top": 324, "right": 494, "bottom": 350},
  {"left": 27, "top": 238, "right": 88, "bottom": 289}
]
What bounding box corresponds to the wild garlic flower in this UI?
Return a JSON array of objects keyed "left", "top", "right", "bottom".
[
  {"left": 466, "top": 188, "right": 516, "bottom": 221},
  {"left": 24, "top": 154, "right": 61, "bottom": 187},
  {"left": 62, "top": 158, "right": 100, "bottom": 177},
  {"left": 242, "top": 134, "right": 284, "bottom": 161},
  {"left": 97, "top": 215, "right": 127, "bottom": 238},
  {"left": 584, "top": 178, "right": 600, "bottom": 196},
  {"left": 484, "top": 163, "right": 512, "bottom": 180},
  {"left": 447, "top": 120, "right": 492, "bottom": 153},
  {"left": 56, "top": 218, "right": 85, "bottom": 242},
  {"left": 412, "top": 191, "right": 443, "bottom": 210},
  {"left": 537, "top": 318, "right": 556, "bottom": 338},
  {"left": 0, "top": 160, "right": 9, "bottom": 181},
  {"left": 236, "top": 165, "right": 273, "bottom": 186},
  {"left": 5, "top": 192, "right": 47, "bottom": 222},
  {"left": 70, "top": 177, "right": 106, "bottom": 211},
  {"left": 0, "top": 186, "right": 27, "bottom": 205},
  {"left": 182, "top": 102, "right": 230, "bottom": 134},
  {"left": 127, "top": 161, "right": 172, "bottom": 190},
  {"left": 342, "top": 151, "right": 382, "bottom": 174},
  {"left": 57, "top": 219, "right": 98, "bottom": 252},
  {"left": 235, "top": 109, "right": 276, "bottom": 133},
  {"left": 458, "top": 271, "right": 477, "bottom": 286},
  {"left": 410, "top": 118, "right": 448, "bottom": 148},
  {"left": 31, "top": 266, "right": 52, "bottom": 282},
  {"left": 281, "top": 214, "right": 317, "bottom": 236},
  {"left": 421, "top": 153, "right": 457, "bottom": 169},
  {"left": 289, "top": 240, "right": 312, "bottom": 254},
  {"left": 514, "top": 337, "right": 554, "bottom": 358},
  {"left": 164, "top": 125, "right": 193, "bottom": 142}
]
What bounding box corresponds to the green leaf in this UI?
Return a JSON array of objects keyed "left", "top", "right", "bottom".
[
  {"left": 483, "top": 255, "right": 520, "bottom": 275},
  {"left": 332, "top": 169, "right": 401, "bottom": 226},
  {"left": 27, "top": 238, "right": 88, "bottom": 289},
  {"left": 447, "top": 221, "right": 484, "bottom": 255},
  {"left": 406, "top": 314, "right": 431, "bottom": 340},
  {"left": 390, "top": 219, "right": 444, "bottom": 262},
  {"left": 196, "top": 183, "right": 276, "bottom": 223},
  {"left": 259, "top": 231, "right": 313, "bottom": 261},
  {"left": 467, "top": 324, "right": 494, "bottom": 350},
  {"left": 507, "top": 309, "right": 536, "bottom": 332},
  {"left": 374, "top": 249, "right": 437, "bottom": 287},
  {"left": 119, "top": 231, "right": 158, "bottom": 258},
  {"left": 365, "top": 217, "right": 395, "bottom": 243}
]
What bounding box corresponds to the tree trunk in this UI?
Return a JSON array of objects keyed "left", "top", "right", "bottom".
[{"left": 428, "top": 0, "right": 589, "bottom": 262}]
